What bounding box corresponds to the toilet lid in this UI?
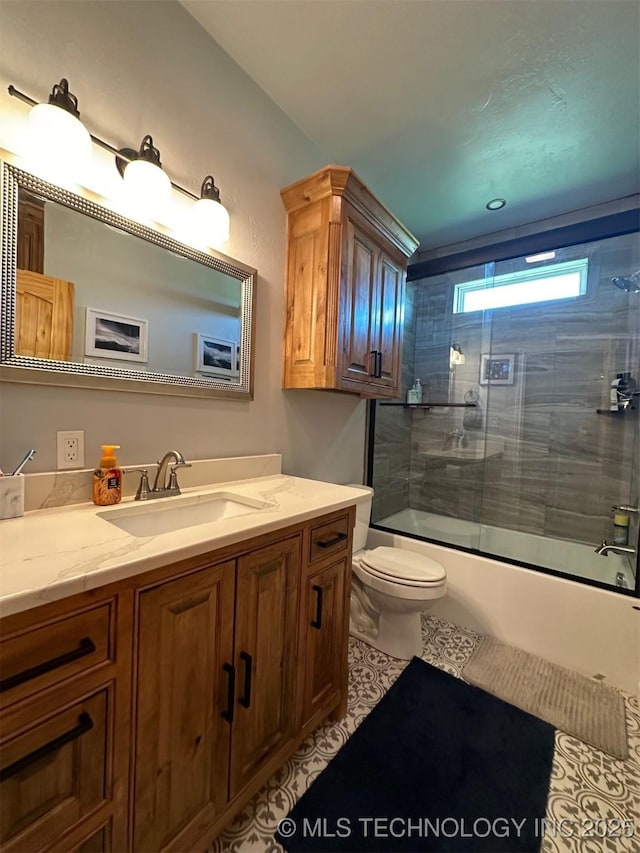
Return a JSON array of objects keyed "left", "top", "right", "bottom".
[{"left": 361, "top": 547, "right": 446, "bottom": 583}]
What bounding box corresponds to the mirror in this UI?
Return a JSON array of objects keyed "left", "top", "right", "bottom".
[{"left": 0, "top": 161, "right": 255, "bottom": 398}]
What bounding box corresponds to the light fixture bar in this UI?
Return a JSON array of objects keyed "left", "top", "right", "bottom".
[{"left": 8, "top": 83, "right": 199, "bottom": 201}]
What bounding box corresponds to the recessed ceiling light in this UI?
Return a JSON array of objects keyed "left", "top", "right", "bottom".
[
  {"left": 525, "top": 251, "right": 556, "bottom": 263},
  {"left": 486, "top": 198, "right": 506, "bottom": 211}
]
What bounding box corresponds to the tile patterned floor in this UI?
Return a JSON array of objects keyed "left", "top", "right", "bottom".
[{"left": 210, "top": 617, "right": 640, "bottom": 852}]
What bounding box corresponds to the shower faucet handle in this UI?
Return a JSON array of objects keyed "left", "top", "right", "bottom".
[{"left": 611, "top": 505, "right": 638, "bottom": 514}]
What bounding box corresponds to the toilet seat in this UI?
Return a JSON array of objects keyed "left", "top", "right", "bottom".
[{"left": 356, "top": 547, "right": 446, "bottom": 587}]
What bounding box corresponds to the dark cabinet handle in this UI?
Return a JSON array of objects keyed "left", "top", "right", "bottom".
[
  {"left": 317, "top": 532, "right": 348, "bottom": 549},
  {"left": 311, "top": 585, "right": 324, "bottom": 630},
  {"left": 0, "top": 712, "right": 93, "bottom": 782},
  {"left": 0, "top": 637, "right": 96, "bottom": 694},
  {"left": 222, "top": 662, "right": 236, "bottom": 723},
  {"left": 239, "top": 652, "right": 253, "bottom": 709},
  {"left": 369, "top": 349, "right": 378, "bottom": 377},
  {"left": 375, "top": 350, "right": 383, "bottom": 378}
]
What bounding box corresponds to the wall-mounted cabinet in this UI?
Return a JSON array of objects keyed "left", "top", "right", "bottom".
[{"left": 281, "top": 166, "right": 418, "bottom": 398}]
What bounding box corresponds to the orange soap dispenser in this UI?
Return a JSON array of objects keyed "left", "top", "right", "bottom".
[{"left": 92, "top": 444, "right": 122, "bottom": 506}]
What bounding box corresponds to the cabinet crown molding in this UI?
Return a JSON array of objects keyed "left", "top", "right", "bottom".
[{"left": 281, "top": 165, "right": 419, "bottom": 258}]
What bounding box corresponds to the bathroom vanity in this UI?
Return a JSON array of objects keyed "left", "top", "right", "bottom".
[{"left": 0, "top": 473, "right": 364, "bottom": 852}]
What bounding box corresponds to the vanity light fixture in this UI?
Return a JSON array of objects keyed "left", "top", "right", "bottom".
[
  {"left": 8, "top": 83, "right": 231, "bottom": 242},
  {"left": 450, "top": 344, "right": 465, "bottom": 366},
  {"left": 190, "top": 175, "right": 230, "bottom": 245},
  {"left": 115, "top": 134, "right": 172, "bottom": 216},
  {"left": 21, "top": 78, "right": 92, "bottom": 184}
]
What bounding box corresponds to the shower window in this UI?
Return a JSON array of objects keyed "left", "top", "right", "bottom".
[
  {"left": 369, "top": 223, "right": 639, "bottom": 596},
  {"left": 453, "top": 257, "right": 589, "bottom": 313}
]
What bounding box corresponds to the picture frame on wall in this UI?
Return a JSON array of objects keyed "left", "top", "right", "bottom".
[
  {"left": 479, "top": 353, "right": 515, "bottom": 385},
  {"left": 194, "top": 334, "right": 238, "bottom": 378},
  {"left": 85, "top": 308, "right": 148, "bottom": 362}
]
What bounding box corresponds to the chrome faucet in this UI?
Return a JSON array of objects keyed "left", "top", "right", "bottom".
[
  {"left": 144, "top": 450, "right": 191, "bottom": 498},
  {"left": 594, "top": 540, "right": 636, "bottom": 557}
]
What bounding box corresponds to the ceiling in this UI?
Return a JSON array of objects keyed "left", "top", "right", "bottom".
[{"left": 181, "top": 0, "right": 640, "bottom": 252}]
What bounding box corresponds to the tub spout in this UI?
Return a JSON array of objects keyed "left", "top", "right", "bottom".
[{"left": 594, "top": 539, "right": 636, "bottom": 556}]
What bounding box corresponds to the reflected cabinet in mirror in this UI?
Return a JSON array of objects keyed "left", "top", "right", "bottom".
[{"left": 0, "top": 161, "right": 255, "bottom": 398}]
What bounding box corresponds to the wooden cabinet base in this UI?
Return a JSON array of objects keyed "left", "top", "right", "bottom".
[{"left": 0, "top": 507, "right": 355, "bottom": 853}]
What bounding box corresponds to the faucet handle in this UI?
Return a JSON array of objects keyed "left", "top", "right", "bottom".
[
  {"left": 168, "top": 461, "right": 191, "bottom": 491},
  {"left": 134, "top": 468, "right": 150, "bottom": 501}
]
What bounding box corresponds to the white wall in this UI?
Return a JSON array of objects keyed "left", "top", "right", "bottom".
[{"left": 0, "top": 1, "right": 367, "bottom": 481}]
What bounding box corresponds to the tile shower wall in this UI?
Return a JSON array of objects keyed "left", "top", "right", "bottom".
[{"left": 409, "top": 232, "right": 639, "bottom": 547}]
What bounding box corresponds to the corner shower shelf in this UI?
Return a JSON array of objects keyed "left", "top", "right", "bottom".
[{"left": 379, "top": 402, "right": 477, "bottom": 409}]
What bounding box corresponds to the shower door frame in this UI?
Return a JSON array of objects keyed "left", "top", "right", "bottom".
[{"left": 366, "top": 206, "right": 640, "bottom": 599}]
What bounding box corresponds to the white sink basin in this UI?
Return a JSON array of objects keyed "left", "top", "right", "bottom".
[{"left": 97, "top": 491, "right": 270, "bottom": 538}]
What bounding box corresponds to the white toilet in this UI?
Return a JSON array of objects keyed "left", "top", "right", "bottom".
[{"left": 349, "top": 486, "right": 447, "bottom": 660}]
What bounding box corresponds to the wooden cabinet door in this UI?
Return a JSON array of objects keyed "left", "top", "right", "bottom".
[
  {"left": 299, "top": 558, "right": 348, "bottom": 729},
  {"left": 370, "top": 249, "right": 404, "bottom": 391},
  {"left": 133, "top": 562, "right": 235, "bottom": 853},
  {"left": 340, "top": 216, "right": 378, "bottom": 385},
  {"left": 0, "top": 688, "right": 110, "bottom": 853},
  {"left": 15, "top": 269, "right": 74, "bottom": 361},
  {"left": 230, "top": 536, "right": 300, "bottom": 799},
  {"left": 17, "top": 196, "right": 44, "bottom": 273}
]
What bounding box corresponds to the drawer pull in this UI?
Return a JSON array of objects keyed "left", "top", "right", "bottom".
[
  {"left": 0, "top": 712, "right": 93, "bottom": 782},
  {"left": 238, "top": 652, "right": 253, "bottom": 709},
  {"left": 221, "top": 663, "right": 236, "bottom": 724},
  {"left": 0, "top": 637, "right": 96, "bottom": 694},
  {"left": 316, "top": 532, "right": 347, "bottom": 549},
  {"left": 311, "top": 585, "right": 324, "bottom": 630}
]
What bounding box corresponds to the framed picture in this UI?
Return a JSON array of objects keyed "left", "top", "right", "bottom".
[
  {"left": 479, "top": 353, "right": 515, "bottom": 385},
  {"left": 85, "top": 308, "right": 148, "bottom": 362},
  {"left": 194, "top": 334, "right": 238, "bottom": 378}
]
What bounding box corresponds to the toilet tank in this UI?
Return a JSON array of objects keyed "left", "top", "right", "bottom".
[{"left": 347, "top": 485, "right": 374, "bottom": 553}]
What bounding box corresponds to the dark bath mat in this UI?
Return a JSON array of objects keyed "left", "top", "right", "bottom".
[{"left": 276, "top": 657, "right": 554, "bottom": 851}]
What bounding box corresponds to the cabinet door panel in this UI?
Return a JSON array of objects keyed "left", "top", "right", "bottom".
[
  {"left": 299, "top": 559, "right": 348, "bottom": 728},
  {"left": 0, "top": 688, "right": 109, "bottom": 853},
  {"left": 16, "top": 270, "right": 74, "bottom": 361},
  {"left": 231, "top": 537, "right": 300, "bottom": 798},
  {"left": 133, "top": 562, "right": 235, "bottom": 853},
  {"left": 17, "top": 196, "right": 44, "bottom": 274},
  {"left": 373, "top": 251, "right": 404, "bottom": 387},
  {"left": 340, "top": 218, "right": 377, "bottom": 381}
]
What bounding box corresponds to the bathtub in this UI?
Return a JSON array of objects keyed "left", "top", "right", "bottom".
[
  {"left": 366, "top": 523, "right": 640, "bottom": 694},
  {"left": 376, "top": 507, "right": 636, "bottom": 589}
]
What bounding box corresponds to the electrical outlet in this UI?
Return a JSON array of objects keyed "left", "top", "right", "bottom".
[{"left": 57, "top": 430, "right": 85, "bottom": 469}]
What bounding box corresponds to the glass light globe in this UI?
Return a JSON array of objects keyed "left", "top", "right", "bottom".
[
  {"left": 26, "top": 103, "right": 92, "bottom": 185},
  {"left": 190, "top": 197, "right": 230, "bottom": 247},
  {"left": 122, "top": 159, "right": 172, "bottom": 220}
]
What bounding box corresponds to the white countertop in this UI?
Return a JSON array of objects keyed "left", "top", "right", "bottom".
[{"left": 0, "top": 475, "right": 368, "bottom": 619}]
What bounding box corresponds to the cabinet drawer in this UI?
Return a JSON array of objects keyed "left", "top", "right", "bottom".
[
  {"left": 0, "top": 688, "right": 110, "bottom": 852},
  {"left": 309, "top": 513, "right": 351, "bottom": 564},
  {"left": 0, "top": 602, "right": 114, "bottom": 709}
]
